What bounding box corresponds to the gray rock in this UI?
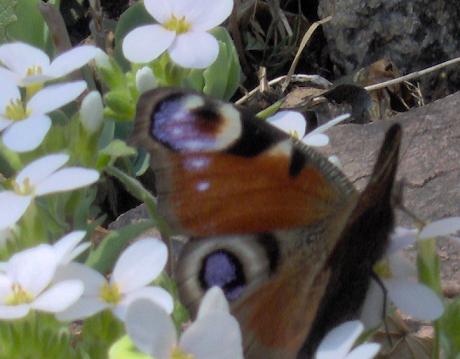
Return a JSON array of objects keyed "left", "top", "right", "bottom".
[
  {"left": 317, "top": 0, "right": 460, "bottom": 99},
  {"left": 320, "top": 91, "right": 460, "bottom": 288}
]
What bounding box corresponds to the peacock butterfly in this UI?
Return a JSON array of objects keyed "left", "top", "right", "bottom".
[{"left": 131, "top": 87, "right": 401, "bottom": 359}]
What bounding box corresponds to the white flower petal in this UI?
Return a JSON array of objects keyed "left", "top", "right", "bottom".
[
  {"left": 114, "top": 286, "right": 173, "bottom": 320},
  {"left": 0, "top": 304, "right": 30, "bottom": 319},
  {"left": 122, "top": 25, "right": 175, "bottom": 64},
  {"left": 346, "top": 343, "right": 381, "bottom": 359},
  {"left": 0, "top": 79, "right": 20, "bottom": 111},
  {"left": 94, "top": 49, "right": 111, "bottom": 69},
  {"left": 359, "top": 280, "right": 385, "bottom": 329},
  {"left": 53, "top": 231, "right": 87, "bottom": 264},
  {"left": 2, "top": 115, "right": 51, "bottom": 152},
  {"left": 56, "top": 296, "right": 109, "bottom": 321},
  {"left": 136, "top": 66, "right": 157, "bottom": 94},
  {"left": 168, "top": 32, "right": 219, "bottom": 69},
  {"left": 386, "top": 279, "right": 444, "bottom": 320},
  {"left": 144, "top": 0, "right": 172, "bottom": 23},
  {"left": 267, "top": 111, "right": 306, "bottom": 137},
  {"left": 316, "top": 321, "right": 364, "bottom": 359},
  {"left": 27, "top": 81, "right": 87, "bottom": 115},
  {"left": 388, "top": 252, "right": 416, "bottom": 278},
  {"left": 0, "top": 191, "right": 32, "bottom": 230},
  {"left": 180, "top": 312, "right": 243, "bottom": 359},
  {"left": 0, "top": 274, "right": 12, "bottom": 299},
  {"left": 35, "top": 167, "right": 99, "bottom": 196},
  {"left": 0, "top": 118, "right": 13, "bottom": 131},
  {"left": 387, "top": 227, "right": 417, "bottom": 254},
  {"left": 8, "top": 245, "right": 57, "bottom": 296},
  {"left": 169, "top": 0, "right": 199, "bottom": 20},
  {"left": 197, "top": 286, "right": 229, "bottom": 319},
  {"left": 308, "top": 113, "right": 350, "bottom": 136},
  {"left": 125, "top": 299, "right": 177, "bottom": 359},
  {"left": 187, "top": 0, "right": 233, "bottom": 31},
  {"left": 0, "top": 68, "right": 20, "bottom": 86},
  {"left": 303, "top": 133, "right": 329, "bottom": 147},
  {"left": 16, "top": 153, "right": 68, "bottom": 187},
  {"left": 112, "top": 238, "right": 167, "bottom": 293},
  {"left": 20, "top": 74, "right": 54, "bottom": 85},
  {"left": 46, "top": 45, "right": 98, "bottom": 78},
  {"left": 0, "top": 42, "right": 49, "bottom": 79},
  {"left": 52, "top": 262, "right": 105, "bottom": 296},
  {"left": 32, "top": 280, "right": 83, "bottom": 312},
  {"left": 419, "top": 217, "right": 460, "bottom": 239}
]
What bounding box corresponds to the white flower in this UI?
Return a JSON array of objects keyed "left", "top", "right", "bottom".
[
  {"left": 267, "top": 111, "right": 350, "bottom": 147},
  {"left": 315, "top": 320, "right": 380, "bottom": 359},
  {"left": 0, "top": 154, "right": 99, "bottom": 230},
  {"left": 52, "top": 231, "right": 90, "bottom": 266},
  {"left": 136, "top": 66, "right": 157, "bottom": 94},
  {"left": 0, "top": 244, "right": 83, "bottom": 319},
  {"left": 80, "top": 91, "right": 104, "bottom": 134},
  {"left": 419, "top": 217, "right": 460, "bottom": 240},
  {"left": 126, "top": 286, "right": 243, "bottom": 359},
  {"left": 56, "top": 238, "right": 173, "bottom": 322},
  {"left": 0, "top": 78, "right": 87, "bottom": 152},
  {"left": 360, "top": 226, "right": 445, "bottom": 328},
  {"left": 0, "top": 42, "right": 97, "bottom": 86},
  {"left": 122, "top": 0, "right": 233, "bottom": 68}
]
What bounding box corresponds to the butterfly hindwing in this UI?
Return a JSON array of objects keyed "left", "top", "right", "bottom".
[{"left": 301, "top": 123, "right": 402, "bottom": 356}]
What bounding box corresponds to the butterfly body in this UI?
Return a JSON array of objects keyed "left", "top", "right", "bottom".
[{"left": 132, "top": 88, "right": 401, "bottom": 358}]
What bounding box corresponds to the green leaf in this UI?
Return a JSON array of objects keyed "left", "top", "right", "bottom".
[
  {"left": 98, "top": 139, "right": 137, "bottom": 167},
  {"left": 183, "top": 27, "right": 241, "bottom": 100},
  {"left": 85, "top": 220, "right": 155, "bottom": 273},
  {"left": 133, "top": 149, "right": 150, "bottom": 176},
  {"left": 104, "top": 90, "right": 135, "bottom": 121},
  {"left": 104, "top": 165, "right": 171, "bottom": 236},
  {"left": 113, "top": 2, "right": 155, "bottom": 70},
  {"left": 439, "top": 299, "right": 460, "bottom": 358},
  {"left": 98, "top": 119, "right": 116, "bottom": 149},
  {"left": 0, "top": 0, "right": 17, "bottom": 42},
  {"left": 109, "top": 336, "right": 151, "bottom": 359},
  {"left": 417, "top": 238, "right": 442, "bottom": 294},
  {"left": 5, "top": 0, "right": 48, "bottom": 48}
]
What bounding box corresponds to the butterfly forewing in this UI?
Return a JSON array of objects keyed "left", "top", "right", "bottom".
[{"left": 132, "top": 88, "right": 356, "bottom": 237}]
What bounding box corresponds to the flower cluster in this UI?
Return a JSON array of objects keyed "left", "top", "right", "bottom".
[
  {"left": 0, "top": 0, "right": 458, "bottom": 357},
  {"left": 0, "top": 231, "right": 87, "bottom": 319},
  {"left": 0, "top": 43, "right": 97, "bottom": 152}
]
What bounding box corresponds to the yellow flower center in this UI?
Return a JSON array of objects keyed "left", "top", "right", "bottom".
[
  {"left": 171, "top": 347, "right": 195, "bottom": 359},
  {"left": 12, "top": 177, "right": 33, "bottom": 196},
  {"left": 26, "top": 65, "right": 43, "bottom": 77},
  {"left": 374, "top": 259, "right": 392, "bottom": 279},
  {"left": 25, "top": 66, "right": 44, "bottom": 98},
  {"left": 164, "top": 15, "right": 191, "bottom": 33},
  {"left": 100, "top": 282, "right": 121, "bottom": 304},
  {"left": 4, "top": 99, "right": 30, "bottom": 121},
  {"left": 288, "top": 130, "right": 300, "bottom": 139},
  {"left": 5, "top": 283, "right": 34, "bottom": 305}
]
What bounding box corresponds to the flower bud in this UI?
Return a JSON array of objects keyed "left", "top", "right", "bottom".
[
  {"left": 136, "top": 66, "right": 157, "bottom": 94},
  {"left": 80, "top": 91, "right": 104, "bottom": 134}
]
